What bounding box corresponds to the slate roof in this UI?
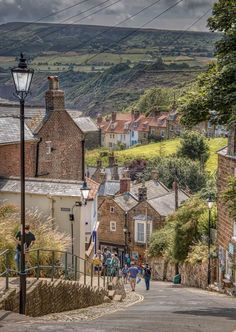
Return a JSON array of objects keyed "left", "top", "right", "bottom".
[
  {"left": 87, "top": 166, "right": 125, "bottom": 181},
  {"left": 73, "top": 117, "right": 99, "bottom": 133},
  {"left": 0, "top": 177, "right": 83, "bottom": 197},
  {"left": 114, "top": 192, "right": 138, "bottom": 211},
  {"left": 131, "top": 180, "right": 169, "bottom": 200},
  {"left": 98, "top": 180, "right": 120, "bottom": 197},
  {"left": 0, "top": 117, "right": 36, "bottom": 145},
  {"left": 148, "top": 190, "right": 189, "bottom": 217}
]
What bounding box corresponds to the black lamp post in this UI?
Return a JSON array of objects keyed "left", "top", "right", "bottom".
[
  {"left": 11, "top": 53, "right": 34, "bottom": 315},
  {"left": 123, "top": 211, "right": 128, "bottom": 256},
  {"left": 207, "top": 195, "right": 214, "bottom": 285}
]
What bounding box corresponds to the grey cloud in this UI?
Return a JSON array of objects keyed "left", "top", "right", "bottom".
[{"left": 0, "top": 0, "right": 214, "bottom": 31}]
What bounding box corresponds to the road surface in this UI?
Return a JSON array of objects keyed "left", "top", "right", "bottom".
[{"left": 1, "top": 281, "right": 236, "bottom": 332}]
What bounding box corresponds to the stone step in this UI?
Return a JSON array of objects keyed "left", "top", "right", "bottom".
[
  {"left": 108, "top": 290, "right": 115, "bottom": 299},
  {"left": 113, "top": 294, "right": 122, "bottom": 302}
]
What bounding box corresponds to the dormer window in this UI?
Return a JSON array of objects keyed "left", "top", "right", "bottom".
[{"left": 46, "top": 141, "right": 52, "bottom": 155}]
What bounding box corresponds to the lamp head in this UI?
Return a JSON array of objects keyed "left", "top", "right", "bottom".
[
  {"left": 80, "top": 181, "right": 90, "bottom": 201},
  {"left": 11, "top": 53, "right": 34, "bottom": 96},
  {"left": 207, "top": 195, "right": 214, "bottom": 209}
]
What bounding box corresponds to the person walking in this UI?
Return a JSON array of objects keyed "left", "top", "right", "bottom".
[
  {"left": 128, "top": 261, "right": 139, "bottom": 291},
  {"left": 15, "top": 225, "right": 36, "bottom": 271},
  {"left": 111, "top": 253, "right": 120, "bottom": 277},
  {"left": 93, "top": 250, "right": 103, "bottom": 275},
  {"left": 122, "top": 264, "right": 129, "bottom": 284},
  {"left": 143, "top": 264, "right": 152, "bottom": 290}
]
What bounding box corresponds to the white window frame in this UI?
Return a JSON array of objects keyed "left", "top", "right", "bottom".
[
  {"left": 110, "top": 221, "right": 116, "bottom": 232},
  {"left": 232, "top": 221, "right": 236, "bottom": 240},
  {"left": 45, "top": 141, "right": 52, "bottom": 155},
  {"left": 135, "top": 220, "right": 152, "bottom": 243}
]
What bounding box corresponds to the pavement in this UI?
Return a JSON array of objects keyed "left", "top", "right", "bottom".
[{"left": 1, "top": 281, "right": 236, "bottom": 332}]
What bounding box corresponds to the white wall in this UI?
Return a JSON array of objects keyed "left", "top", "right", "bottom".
[{"left": 0, "top": 192, "right": 85, "bottom": 260}]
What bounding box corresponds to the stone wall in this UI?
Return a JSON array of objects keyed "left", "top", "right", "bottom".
[
  {"left": 150, "top": 257, "right": 217, "bottom": 290},
  {"left": 0, "top": 141, "right": 37, "bottom": 178},
  {"left": 1, "top": 279, "right": 107, "bottom": 317}
]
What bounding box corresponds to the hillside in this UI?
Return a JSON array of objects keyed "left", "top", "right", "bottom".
[
  {"left": 0, "top": 22, "right": 220, "bottom": 115},
  {"left": 86, "top": 138, "right": 227, "bottom": 173}
]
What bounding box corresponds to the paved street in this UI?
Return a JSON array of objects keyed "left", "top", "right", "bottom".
[{"left": 1, "top": 281, "right": 236, "bottom": 332}]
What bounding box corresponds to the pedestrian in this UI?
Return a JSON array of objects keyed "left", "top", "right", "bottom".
[
  {"left": 124, "top": 253, "right": 131, "bottom": 267},
  {"left": 93, "top": 250, "right": 103, "bottom": 275},
  {"left": 111, "top": 253, "right": 120, "bottom": 277},
  {"left": 15, "top": 225, "right": 36, "bottom": 271},
  {"left": 122, "top": 264, "right": 129, "bottom": 284},
  {"left": 143, "top": 263, "right": 152, "bottom": 290},
  {"left": 128, "top": 261, "right": 139, "bottom": 291}
]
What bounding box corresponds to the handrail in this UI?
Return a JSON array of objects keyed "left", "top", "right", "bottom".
[{"left": 0, "top": 247, "right": 109, "bottom": 291}]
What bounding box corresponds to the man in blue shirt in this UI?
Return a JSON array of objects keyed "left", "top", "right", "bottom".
[{"left": 128, "top": 261, "right": 139, "bottom": 291}]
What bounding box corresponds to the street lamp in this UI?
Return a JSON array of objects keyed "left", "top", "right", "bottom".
[
  {"left": 80, "top": 180, "right": 90, "bottom": 203},
  {"left": 207, "top": 195, "right": 214, "bottom": 285},
  {"left": 11, "top": 53, "right": 34, "bottom": 315}
]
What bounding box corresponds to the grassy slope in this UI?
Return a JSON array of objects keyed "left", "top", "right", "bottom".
[{"left": 86, "top": 138, "right": 227, "bottom": 172}]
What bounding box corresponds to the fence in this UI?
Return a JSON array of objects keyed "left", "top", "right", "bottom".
[{"left": 0, "top": 248, "right": 112, "bottom": 291}]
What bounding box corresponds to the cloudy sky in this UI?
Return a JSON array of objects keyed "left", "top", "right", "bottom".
[{"left": 0, "top": 0, "right": 215, "bottom": 31}]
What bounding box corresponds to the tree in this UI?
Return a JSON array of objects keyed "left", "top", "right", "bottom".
[
  {"left": 149, "top": 196, "right": 216, "bottom": 263},
  {"left": 177, "top": 131, "right": 210, "bottom": 164},
  {"left": 151, "top": 156, "right": 207, "bottom": 193},
  {"left": 179, "top": 0, "right": 236, "bottom": 127},
  {"left": 0, "top": 204, "right": 71, "bottom": 275}
]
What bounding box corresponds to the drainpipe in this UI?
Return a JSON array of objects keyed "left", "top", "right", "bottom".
[
  {"left": 35, "top": 138, "right": 42, "bottom": 177},
  {"left": 47, "top": 195, "right": 55, "bottom": 229},
  {"left": 82, "top": 139, "right": 85, "bottom": 181}
]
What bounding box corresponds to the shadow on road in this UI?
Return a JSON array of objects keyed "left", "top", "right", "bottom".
[{"left": 174, "top": 307, "right": 236, "bottom": 320}]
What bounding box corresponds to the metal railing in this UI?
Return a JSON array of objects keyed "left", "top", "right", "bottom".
[{"left": 0, "top": 248, "right": 113, "bottom": 290}]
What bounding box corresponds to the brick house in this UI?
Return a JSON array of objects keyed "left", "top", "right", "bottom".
[
  {"left": 217, "top": 126, "right": 236, "bottom": 285},
  {"left": 0, "top": 76, "right": 100, "bottom": 259},
  {"left": 0, "top": 117, "right": 38, "bottom": 178},
  {"left": 98, "top": 175, "right": 189, "bottom": 263}
]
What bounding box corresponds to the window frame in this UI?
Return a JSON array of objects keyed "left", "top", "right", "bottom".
[{"left": 110, "top": 221, "right": 116, "bottom": 232}]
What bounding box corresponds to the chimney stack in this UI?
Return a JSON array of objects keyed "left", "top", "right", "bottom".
[
  {"left": 111, "top": 163, "right": 119, "bottom": 180},
  {"left": 111, "top": 111, "right": 116, "bottom": 122},
  {"left": 108, "top": 153, "right": 115, "bottom": 168},
  {"left": 134, "top": 110, "right": 140, "bottom": 121},
  {"left": 138, "top": 183, "right": 147, "bottom": 201},
  {"left": 97, "top": 113, "right": 103, "bottom": 126},
  {"left": 151, "top": 169, "right": 159, "bottom": 181},
  {"left": 120, "top": 170, "right": 131, "bottom": 193},
  {"left": 45, "top": 76, "right": 65, "bottom": 117}
]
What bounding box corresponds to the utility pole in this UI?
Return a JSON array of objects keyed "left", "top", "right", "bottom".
[{"left": 173, "top": 171, "right": 179, "bottom": 275}]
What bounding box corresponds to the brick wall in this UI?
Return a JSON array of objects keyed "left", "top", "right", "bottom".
[
  {"left": 217, "top": 153, "right": 236, "bottom": 251},
  {"left": 0, "top": 142, "right": 37, "bottom": 178},
  {"left": 98, "top": 197, "right": 164, "bottom": 259},
  {"left": 1, "top": 279, "right": 107, "bottom": 317},
  {"left": 128, "top": 201, "right": 163, "bottom": 259},
  {"left": 37, "top": 110, "right": 84, "bottom": 181},
  {"left": 98, "top": 198, "right": 126, "bottom": 247}
]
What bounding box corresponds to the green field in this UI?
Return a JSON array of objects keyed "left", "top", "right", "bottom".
[{"left": 86, "top": 138, "right": 227, "bottom": 173}]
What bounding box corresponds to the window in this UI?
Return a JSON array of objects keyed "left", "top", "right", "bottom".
[
  {"left": 109, "top": 142, "right": 112, "bottom": 148},
  {"left": 161, "top": 131, "right": 165, "bottom": 137},
  {"left": 135, "top": 220, "right": 152, "bottom": 243},
  {"left": 208, "top": 121, "right": 212, "bottom": 128},
  {"left": 110, "top": 221, "right": 116, "bottom": 232},
  {"left": 110, "top": 206, "right": 114, "bottom": 213},
  {"left": 123, "top": 134, "right": 126, "bottom": 140},
  {"left": 110, "top": 134, "right": 112, "bottom": 138},
  {"left": 132, "top": 131, "right": 134, "bottom": 137},
  {"left": 113, "top": 134, "right": 115, "bottom": 139},
  {"left": 137, "top": 223, "right": 145, "bottom": 242},
  {"left": 45, "top": 141, "right": 52, "bottom": 155},
  {"left": 233, "top": 221, "right": 236, "bottom": 238}
]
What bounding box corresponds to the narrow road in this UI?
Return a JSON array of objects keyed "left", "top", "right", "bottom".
[{"left": 1, "top": 281, "right": 236, "bottom": 332}]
